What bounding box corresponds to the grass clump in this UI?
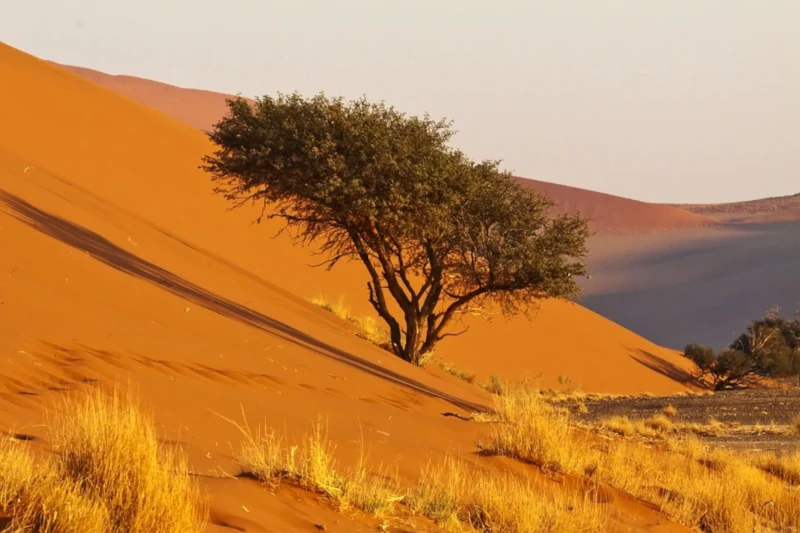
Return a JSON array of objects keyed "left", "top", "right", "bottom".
[
  {"left": 0, "top": 388, "right": 205, "bottom": 533},
  {"left": 478, "top": 385, "right": 578, "bottom": 474},
  {"left": 480, "top": 373, "right": 507, "bottom": 396},
  {"left": 756, "top": 452, "right": 800, "bottom": 486},
  {"left": 438, "top": 361, "right": 476, "bottom": 384},
  {"left": 410, "top": 457, "right": 603, "bottom": 533},
  {"left": 310, "top": 295, "right": 391, "bottom": 349},
  {"left": 232, "top": 414, "right": 400, "bottom": 518},
  {"left": 662, "top": 404, "right": 678, "bottom": 418}
]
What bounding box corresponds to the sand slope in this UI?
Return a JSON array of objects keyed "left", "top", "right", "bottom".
[
  {"left": 517, "top": 177, "right": 713, "bottom": 232},
  {"left": 1, "top": 42, "right": 692, "bottom": 531},
  {"left": 57, "top": 63, "right": 238, "bottom": 132},
  {"left": 59, "top": 61, "right": 712, "bottom": 234}
]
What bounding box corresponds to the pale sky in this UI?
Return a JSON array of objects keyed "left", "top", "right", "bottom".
[{"left": 3, "top": 1, "right": 799, "bottom": 203}]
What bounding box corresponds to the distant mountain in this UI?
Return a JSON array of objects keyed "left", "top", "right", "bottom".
[{"left": 674, "top": 193, "right": 800, "bottom": 223}]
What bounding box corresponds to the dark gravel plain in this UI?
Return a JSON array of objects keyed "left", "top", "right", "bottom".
[{"left": 572, "top": 388, "right": 800, "bottom": 453}]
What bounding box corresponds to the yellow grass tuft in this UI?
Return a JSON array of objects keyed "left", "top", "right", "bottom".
[
  {"left": 478, "top": 385, "right": 579, "bottom": 473},
  {"left": 309, "top": 294, "right": 351, "bottom": 319},
  {"left": 410, "top": 456, "right": 604, "bottom": 533},
  {"left": 231, "top": 414, "right": 401, "bottom": 517},
  {"left": 662, "top": 404, "right": 678, "bottom": 418},
  {"left": 310, "top": 295, "right": 391, "bottom": 349},
  {"left": 0, "top": 388, "right": 205, "bottom": 533},
  {"left": 438, "top": 361, "right": 476, "bottom": 384}
]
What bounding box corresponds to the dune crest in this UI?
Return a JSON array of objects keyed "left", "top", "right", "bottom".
[{"left": 59, "top": 61, "right": 712, "bottom": 234}]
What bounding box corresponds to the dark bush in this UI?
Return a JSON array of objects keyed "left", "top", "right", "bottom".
[{"left": 683, "top": 308, "right": 800, "bottom": 389}]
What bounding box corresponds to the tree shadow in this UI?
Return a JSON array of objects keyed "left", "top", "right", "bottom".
[
  {"left": 1, "top": 191, "right": 485, "bottom": 414},
  {"left": 629, "top": 348, "right": 697, "bottom": 386}
]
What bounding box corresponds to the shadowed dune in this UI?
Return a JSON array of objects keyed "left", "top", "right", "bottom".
[{"left": 584, "top": 223, "right": 800, "bottom": 349}]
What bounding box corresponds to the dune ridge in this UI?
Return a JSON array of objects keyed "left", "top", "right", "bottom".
[{"left": 58, "top": 61, "right": 713, "bottom": 234}]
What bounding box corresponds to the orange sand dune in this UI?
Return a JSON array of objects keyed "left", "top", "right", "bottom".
[
  {"left": 59, "top": 62, "right": 713, "bottom": 234},
  {"left": 1, "top": 42, "right": 692, "bottom": 531},
  {"left": 516, "top": 177, "right": 713, "bottom": 233},
  {"left": 56, "top": 63, "right": 240, "bottom": 132}
]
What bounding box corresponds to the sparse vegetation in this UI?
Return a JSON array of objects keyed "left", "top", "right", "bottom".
[
  {"left": 0, "top": 388, "right": 205, "bottom": 533},
  {"left": 230, "top": 414, "right": 401, "bottom": 517},
  {"left": 479, "top": 383, "right": 800, "bottom": 533},
  {"left": 227, "top": 412, "right": 605, "bottom": 531},
  {"left": 204, "top": 93, "right": 589, "bottom": 365},
  {"left": 438, "top": 361, "right": 476, "bottom": 383},
  {"left": 411, "top": 457, "right": 604, "bottom": 533},
  {"left": 310, "top": 294, "right": 391, "bottom": 349}
]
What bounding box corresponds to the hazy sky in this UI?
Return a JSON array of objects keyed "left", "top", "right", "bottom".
[{"left": 3, "top": 1, "right": 798, "bottom": 203}]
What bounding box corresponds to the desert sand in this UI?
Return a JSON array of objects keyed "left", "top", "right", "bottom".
[
  {"left": 1, "top": 42, "right": 702, "bottom": 531},
  {"left": 57, "top": 57, "right": 800, "bottom": 357}
]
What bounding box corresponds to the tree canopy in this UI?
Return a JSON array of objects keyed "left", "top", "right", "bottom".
[
  {"left": 684, "top": 308, "right": 800, "bottom": 389},
  {"left": 202, "top": 93, "right": 590, "bottom": 365}
]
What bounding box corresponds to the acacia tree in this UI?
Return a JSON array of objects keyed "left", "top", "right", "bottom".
[
  {"left": 684, "top": 307, "right": 800, "bottom": 389},
  {"left": 202, "top": 93, "right": 590, "bottom": 365}
]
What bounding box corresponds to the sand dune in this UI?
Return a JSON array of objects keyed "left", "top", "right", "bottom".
[
  {"left": 59, "top": 61, "right": 713, "bottom": 234},
  {"left": 675, "top": 193, "right": 800, "bottom": 223},
  {"left": 583, "top": 223, "right": 800, "bottom": 350},
  {"left": 56, "top": 63, "right": 238, "bottom": 133},
  {"left": 1, "top": 42, "right": 693, "bottom": 531},
  {"left": 516, "top": 177, "right": 713, "bottom": 232}
]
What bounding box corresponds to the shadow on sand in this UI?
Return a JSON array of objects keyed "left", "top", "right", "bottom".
[
  {"left": 1, "top": 190, "right": 484, "bottom": 414},
  {"left": 630, "top": 348, "right": 696, "bottom": 386}
]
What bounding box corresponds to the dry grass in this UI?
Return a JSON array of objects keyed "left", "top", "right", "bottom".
[
  {"left": 792, "top": 415, "right": 800, "bottom": 436},
  {"left": 662, "top": 404, "right": 678, "bottom": 418},
  {"left": 480, "top": 384, "right": 800, "bottom": 533},
  {"left": 310, "top": 294, "right": 391, "bottom": 348},
  {"left": 229, "top": 411, "right": 606, "bottom": 531},
  {"left": 479, "top": 373, "right": 508, "bottom": 396},
  {"left": 477, "top": 386, "right": 581, "bottom": 474},
  {"left": 230, "top": 414, "right": 401, "bottom": 517},
  {"left": 0, "top": 388, "right": 205, "bottom": 533},
  {"left": 755, "top": 452, "right": 800, "bottom": 486},
  {"left": 410, "top": 456, "right": 604, "bottom": 533},
  {"left": 438, "top": 361, "right": 476, "bottom": 384}
]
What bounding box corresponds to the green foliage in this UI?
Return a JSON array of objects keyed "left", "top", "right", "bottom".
[
  {"left": 203, "top": 93, "right": 589, "bottom": 365},
  {"left": 683, "top": 308, "right": 800, "bottom": 390}
]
